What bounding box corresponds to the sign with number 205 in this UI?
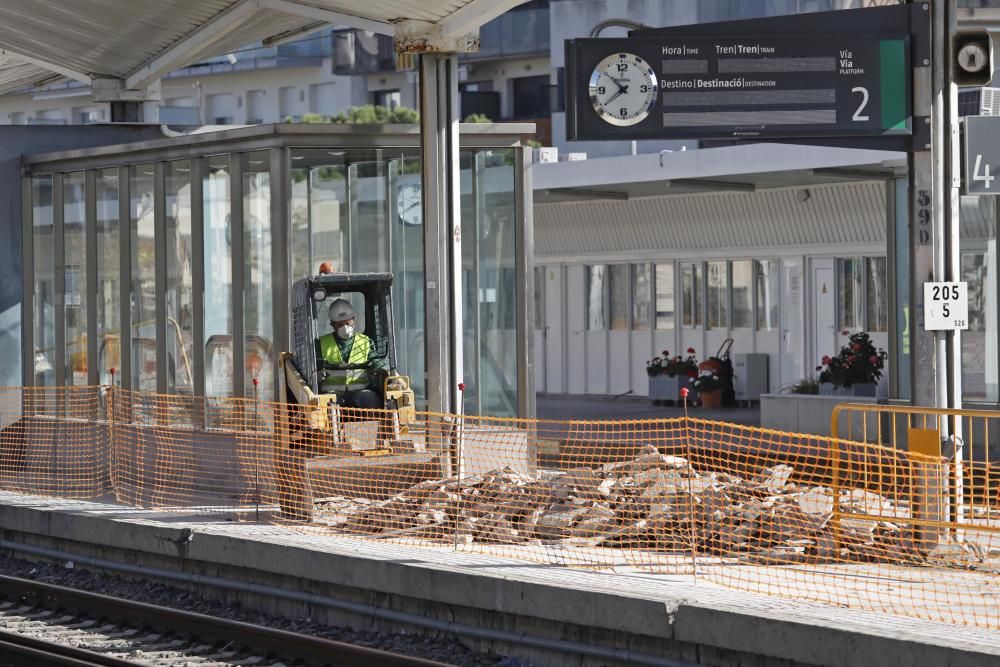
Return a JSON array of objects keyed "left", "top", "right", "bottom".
[{"left": 923, "top": 282, "right": 969, "bottom": 331}]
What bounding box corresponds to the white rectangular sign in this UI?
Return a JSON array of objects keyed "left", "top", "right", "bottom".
[{"left": 923, "top": 282, "right": 969, "bottom": 331}]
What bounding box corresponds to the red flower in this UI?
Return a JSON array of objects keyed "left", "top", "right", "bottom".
[
  {"left": 815, "top": 366, "right": 822, "bottom": 372},
  {"left": 869, "top": 355, "right": 879, "bottom": 364},
  {"left": 821, "top": 355, "right": 831, "bottom": 365},
  {"left": 687, "top": 347, "right": 696, "bottom": 354},
  {"left": 851, "top": 343, "right": 861, "bottom": 352},
  {"left": 687, "top": 369, "right": 698, "bottom": 378},
  {"left": 662, "top": 350, "right": 669, "bottom": 357}
]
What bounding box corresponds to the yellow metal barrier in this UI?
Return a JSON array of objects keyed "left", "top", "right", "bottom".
[{"left": 0, "top": 386, "right": 997, "bottom": 630}]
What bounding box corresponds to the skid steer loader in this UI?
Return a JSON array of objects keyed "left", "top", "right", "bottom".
[{"left": 275, "top": 267, "right": 443, "bottom": 520}]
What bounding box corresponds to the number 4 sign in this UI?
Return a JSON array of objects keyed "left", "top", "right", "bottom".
[
  {"left": 964, "top": 116, "right": 1000, "bottom": 194},
  {"left": 923, "top": 282, "right": 969, "bottom": 331}
]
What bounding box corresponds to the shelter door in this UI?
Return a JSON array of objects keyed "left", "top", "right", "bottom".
[
  {"left": 812, "top": 260, "right": 836, "bottom": 372},
  {"left": 780, "top": 259, "right": 803, "bottom": 388},
  {"left": 544, "top": 266, "right": 564, "bottom": 393}
]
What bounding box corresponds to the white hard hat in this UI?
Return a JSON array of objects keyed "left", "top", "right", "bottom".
[{"left": 328, "top": 298, "right": 356, "bottom": 323}]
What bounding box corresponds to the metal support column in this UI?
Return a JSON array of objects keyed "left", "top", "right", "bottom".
[
  {"left": 85, "top": 171, "right": 99, "bottom": 388},
  {"left": 230, "top": 153, "right": 245, "bottom": 399},
  {"left": 270, "top": 146, "right": 291, "bottom": 398},
  {"left": 21, "top": 174, "right": 34, "bottom": 389},
  {"left": 909, "top": 0, "right": 945, "bottom": 409},
  {"left": 943, "top": 0, "right": 964, "bottom": 519},
  {"left": 191, "top": 158, "right": 206, "bottom": 427},
  {"left": 419, "top": 54, "right": 464, "bottom": 415},
  {"left": 118, "top": 166, "right": 132, "bottom": 391},
  {"left": 153, "top": 162, "right": 168, "bottom": 395},
  {"left": 515, "top": 146, "right": 535, "bottom": 419},
  {"left": 53, "top": 173, "right": 65, "bottom": 390}
]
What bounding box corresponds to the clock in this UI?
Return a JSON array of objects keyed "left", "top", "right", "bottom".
[
  {"left": 396, "top": 182, "right": 422, "bottom": 226},
  {"left": 588, "top": 53, "right": 658, "bottom": 127}
]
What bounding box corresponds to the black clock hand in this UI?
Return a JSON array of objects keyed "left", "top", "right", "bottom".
[
  {"left": 604, "top": 84, "right": 629, "bottom": 106},
  {"left": 602, "top": 71, "right": 626, "bottom": 94}
]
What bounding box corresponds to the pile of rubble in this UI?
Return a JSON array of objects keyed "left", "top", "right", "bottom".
[{"left": 312, "top": 446, "right": 923, "bottom": 564}]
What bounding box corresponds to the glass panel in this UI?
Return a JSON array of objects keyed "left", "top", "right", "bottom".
[
  {"left": 837, "top": 257, "right": 864, "bottom": 330},
  {"left": 389, "top": 154, "right": 425, "bottom": 405},
  {"left": 96, "top": 169, "right": 120, "bottom": 385},
  {"left": 476, "top": 149, "right": 517, "bottom": 416},
  {"left": 865, "top": 256, "right": 888, "bottom": 333},
  {"left": 755, "top": 259, "right": 780, "bottom": 331},
  {"left": 130, "top": 163, "right": 156, "bottom": 391},
  {"left": 63, "top": 172, "right": 87, "bottom": 385},
  {"left": 204, "top": 155, "right": 233, "bottom": 401},
  {"left": 681, "top": 263, "right": 703, "bottom": 327},
  {"left": 631, "top": 264, "right": 650, "bottom": 331},
  {"left": 349, "top": 159, "right": 388, "bottom": 272},
  {"left": 608, "top": 264, "right": 629, "bottom": 330},
  {"left": 32, "top": 176, "right": 54, "bottom": 386},
  {"left": 461, "top": 153, "right": 476, "bottom": 415},
  {"left": 243, "top": 151, "right": 273, "bottom": 400},
  {"left": 165, "top": 160, "right": 194, "bottom": 395},
  {"left": 960, "top": 193, "right": 996, "bottom": 401},
  {"left": 707, "top": 260, "right": 727, "bottom": 329},
  {"left": 291, "top": 151, "right": 349, "bottom": 279},
  {"left": 654, "top": 262, "right": 674, "bottom": 329},
  {"left": 585, "top": 265, "right": 606, "bottom": 330},
  {"left": 731, "top": 260, "right": 752, "bottom": 329}
]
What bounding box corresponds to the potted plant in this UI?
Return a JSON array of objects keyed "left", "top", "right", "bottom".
[
  {"left": 690, "top": 372, "right": 724, "bottom": 408},
  {"left": 816, "top": 331, "right": 886, "bottom": 397},
  {"left": 647, "top": 348, "right": 698, "bottom": 404}
]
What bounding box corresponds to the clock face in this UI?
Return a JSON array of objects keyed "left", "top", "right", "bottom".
[
  {"left": 588, "top": 53, "right": 658, "bottom": 127},
  {"left": 396, "top": 183, "right": 422, "bottom": 226}
]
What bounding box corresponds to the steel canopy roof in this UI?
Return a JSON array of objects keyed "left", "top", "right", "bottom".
[{"left": 0, "top": 0, "right": 527, "bottom": 95}]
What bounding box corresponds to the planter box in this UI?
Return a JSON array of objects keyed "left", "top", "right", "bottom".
[
  {"left": 818, "top": 382, "right": 877, "bottom": 397},
  {"left": 760, "top": 393, "right": 880, "bottom": 439},
  {"left": 648, "top": 375, "right": 680, "bottom": 403}
]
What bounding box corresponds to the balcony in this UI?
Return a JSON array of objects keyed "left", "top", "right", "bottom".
[{"left": 467, "top": 7, "right": 549, "bottom": 62}]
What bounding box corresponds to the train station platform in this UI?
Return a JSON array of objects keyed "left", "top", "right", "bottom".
[{"left": 0, "top": 491, "right": 997, "bottom": 667}]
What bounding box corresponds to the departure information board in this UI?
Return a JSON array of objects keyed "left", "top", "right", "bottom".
[{"left": 565, "top": 35, "right": 911, "bottom": 141}]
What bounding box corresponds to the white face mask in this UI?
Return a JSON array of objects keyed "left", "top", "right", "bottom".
[{"left": 335, "top": 324, "right": 354, "bottom": 340}]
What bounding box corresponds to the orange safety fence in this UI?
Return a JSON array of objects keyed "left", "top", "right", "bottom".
[{"left": 0, "top": 385, "right": 997, "bottom": 630}]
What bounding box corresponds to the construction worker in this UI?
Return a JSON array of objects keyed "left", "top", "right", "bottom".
[{"left": 319, "top": 298, "right": 383, "bottom": 409}]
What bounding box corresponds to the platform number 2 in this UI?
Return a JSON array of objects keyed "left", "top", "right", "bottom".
[
  {"left": 851, "top": 87, "right": 870, "bottom": 122},
  {"left": 973, "top": 154, "right": 995, "bottom": 189}
]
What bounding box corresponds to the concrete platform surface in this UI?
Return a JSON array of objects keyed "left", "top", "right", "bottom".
[{"left": 0, "top": 491, "right": 997, "bottom": 667}]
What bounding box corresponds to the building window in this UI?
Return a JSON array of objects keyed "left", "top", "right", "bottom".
[
  {"left": 654, "top": 262, "right": 674, "bottom": 329},
  {"left": 865, "top": 257, "right": 888, "bottom": 333},
  {"left": 585, "top": 265, "right": 606, "bottom": 330},
  {"left": 755, "top": 260, "right": 780, "bottom": 331},
  {"left": 96, "top": 169, "right": 120, "bottom": 386},
  {"left": 837, "top": 257, "right": 864, "bottom": 330},
  {"left": 608, "top": 264, "right": 629, "bottom": 330},
  {"left": 631, "top": 264, "right": 651, "bottom": 330},
  {"left": 512, "top": 75, "right": 550, "bottom": 118},
  {"left": 731, "top": 260, "right": 752, "bottom": 329},
  {"left": 706, "top": 260, "right": 728, "bottom": 329},
  {"left": 372, "top": 89, "right": 401, "bottom": 109},
  {"left": 681, "top": 263, "right": 702, "bottom": 327}
]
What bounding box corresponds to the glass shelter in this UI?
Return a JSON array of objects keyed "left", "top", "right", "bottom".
[{"left": 22, "top": 124, "right": 533, "bottom": 417}]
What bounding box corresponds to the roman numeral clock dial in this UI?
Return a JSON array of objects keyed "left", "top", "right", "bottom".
[{"left": 588, "top": 53, "right": 658, "bottom": 126}]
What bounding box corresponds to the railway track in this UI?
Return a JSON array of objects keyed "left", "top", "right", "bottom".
[{"left": 0, "top": 573, "right": 449, "bottom": 667}]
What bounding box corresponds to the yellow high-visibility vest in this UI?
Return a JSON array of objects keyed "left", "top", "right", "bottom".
[{"left": 319, "top": 333, "right": 372, "bottom": 392}]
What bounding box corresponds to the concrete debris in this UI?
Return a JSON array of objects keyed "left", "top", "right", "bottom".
[{"left": 311, "top": 449, "right": 925, "bottom": 563}]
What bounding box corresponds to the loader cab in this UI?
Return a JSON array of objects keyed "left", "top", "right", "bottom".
[{"left": 290, "top": 271, "right": 397, "bottom": 397}]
